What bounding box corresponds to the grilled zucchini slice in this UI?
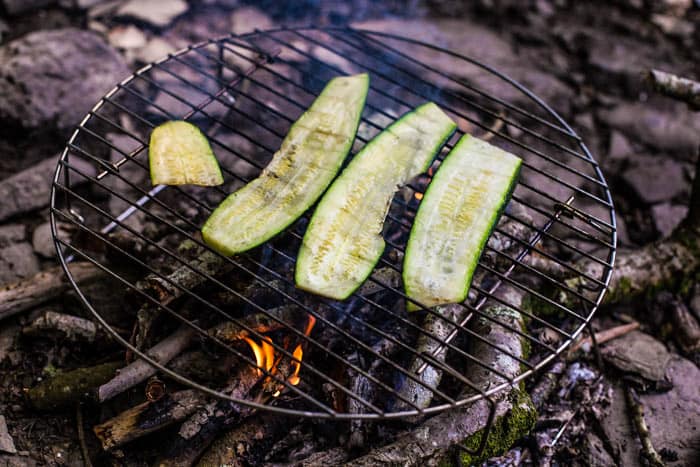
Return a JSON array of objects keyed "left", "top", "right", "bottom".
[
  {"left": 403, "top": 134, "right": 522, "bottom": 309},
  {"left": 149, "top": 120, "right": 224, "bottom": 186},
  {"left": 296, "top": 102, "right": 456, "bottom": 300},
  {"left": 202, "top": 73, "right": 369, "bottom": 256}
]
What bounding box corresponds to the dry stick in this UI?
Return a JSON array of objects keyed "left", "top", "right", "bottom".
[
  {"left": 647, "top": 69, "right": 700, "bottom": 110},
  {"left": 97, "top": 325, "right": 196, "bottom": 403},
  {"left": 0, "top": 262, "right": 102, "bottom": 321},
  {"left": 22, "top": 310, "right": 100, "bottom": 343},
  {"left": 624, "top": 385, "right": 665, "bottom": 467},
  {"left": 568, "top": 322, "right": 640, "bottom": 354},
  {"left": 93, "top": 389, "right": 204, "bottom": 450}
]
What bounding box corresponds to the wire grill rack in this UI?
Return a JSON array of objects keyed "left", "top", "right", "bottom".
[{"left": 50, "top": 27, "right": 616, "bottom": 429}]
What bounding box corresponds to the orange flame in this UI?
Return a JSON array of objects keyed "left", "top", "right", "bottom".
[
  {"left": 289, "top": 315, "right": 316, "bottom": 386},
  {"left": 242, "top": 315, "right": 317, "bottom": 392},
  {"left": 243, "top": 335, "right": 275, "bottom": 376}
]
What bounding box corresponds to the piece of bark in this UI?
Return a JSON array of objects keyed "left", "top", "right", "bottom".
[
  {"left": 393, "top": 303, "right": 466, "bottom": 414},
  {"left": 344, "top": 291, "right": 536, "bottom": 466},
  {"left": 196, "top": 412, "right": 289, "bottom": 467},
  {"left": 154, "top": 364, "right": 261, "bottom": 467},
  {"left": 601, "top": 331, "right": 672, "bottom": 382},
  {"left": 22, "top": 310, "right": 99, "bottom": 343},
  {"left": 28, "top": 361, "right": 122, "bottom": 410},
  {"left": 93, "top": 389, "right": 204, "bottom": 450},
  {"left": 98, "top": 325, "right": 196, "bottom": 403},
  {"left": 0, "top": 262, "right": 102, "bottom": 321}
]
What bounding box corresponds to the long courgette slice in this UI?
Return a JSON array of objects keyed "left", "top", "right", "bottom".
[
  {"left": 403, "top": 134, "right": 522, "bottom": 309},
  {"left": 296, "top": 102, "right": 457, "bottom": 300},
  {"left": 202, "top": 73, "right": 369, "bottom": 256},
  {"left": 149, "top": 120, "right": 224, "bottom": 186}
]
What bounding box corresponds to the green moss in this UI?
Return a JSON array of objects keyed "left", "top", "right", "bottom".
[
  {"left": 28, "top": 361, "right": 121, "bottom": 410},
  {"left": 522, "top": 293, "right": 563, "bottom": 318},
  {"left": 443, "top": 388, "right": 536, "bottom": 466}
]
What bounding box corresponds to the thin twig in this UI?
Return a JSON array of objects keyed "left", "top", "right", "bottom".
[
  {"left": 479, "top": 111, "right": 506, "bottom": 142},
  {"left": 569, "top": 322, "right": 640, "bottom": 354},
  {"left": 624, "top": 385, "right": 665, "bottom": 467},
  {"left": 76, "top": 402, "right": 93, "bottom": 467}
]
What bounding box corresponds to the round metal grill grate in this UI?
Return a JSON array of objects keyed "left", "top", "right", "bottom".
[{"left": 50, "top": 27, "right": 616, "bottom": 420}]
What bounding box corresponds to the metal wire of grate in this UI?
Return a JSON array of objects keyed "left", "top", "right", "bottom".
[{"left": 49, "top": 27, "right": 616, "bottom": 422}]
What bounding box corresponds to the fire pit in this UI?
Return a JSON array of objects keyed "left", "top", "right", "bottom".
[{"left": 49, "top": 27, "right": 616, "bottom": 460}]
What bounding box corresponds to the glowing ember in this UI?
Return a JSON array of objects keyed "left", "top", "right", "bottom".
[{"left": 242, "top": 315, "right": 317, "bottom": 393}]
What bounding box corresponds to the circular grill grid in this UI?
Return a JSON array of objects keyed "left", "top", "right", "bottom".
[{"left": 50, "top": 27, "right": 616, "bottom": 420}]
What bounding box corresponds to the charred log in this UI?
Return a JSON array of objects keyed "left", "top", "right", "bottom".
[
  {"left": 93, "top": 389, "right": 204, "bottom": 450},
  {"left": 196, "top": 412, "right": 289, "bottom": 467},
  {"left": 153, "top": 364, "right": 261, "bottom": 467},
  {"left": 344, "top": 290, "right": 536, "bottom": 466}
]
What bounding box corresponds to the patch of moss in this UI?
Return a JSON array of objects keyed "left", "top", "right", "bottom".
[
  {"left": 448, "top": 388, "right": 537, "bottom": 466},
  {"left": 522, "top": 293, "right": 564, "bottom": 318}
]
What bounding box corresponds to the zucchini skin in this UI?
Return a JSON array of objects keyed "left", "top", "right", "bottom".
[
  {"left": 149, "top": 120, "right": 224, "bottom": 186},
  {"left": 296, "top": 102, "right": 457, "bottom": 300},
  {"left": 403, "top": 134, "right": 522, "bottom": 310},
  {"left": 201, "top": 73, "right": 369, "bottom": 256}
]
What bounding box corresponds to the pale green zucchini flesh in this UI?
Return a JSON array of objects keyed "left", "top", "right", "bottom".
[
  {"left": 149, "top": 120, "right": 224, "bottom": 186},
  {"left": 296, "top": 102, "right": 457, "bottom": 300},
  {"left": 202, "top": 73, "right": 369, "bottom": 256},
  {"left": 403, "top": 134, "right": 522, "bottom": 310}
]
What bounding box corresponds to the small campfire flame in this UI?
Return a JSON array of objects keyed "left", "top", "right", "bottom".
[{"left": 243, "top": 315, "right": 316, "bottom": 396}]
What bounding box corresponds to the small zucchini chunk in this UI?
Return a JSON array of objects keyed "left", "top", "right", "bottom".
[
  {"left": 148, "top": 120, "right": 224, "bottom": 186},
  {"left": 403, "top": 134, "right": 522, "bottom": 310},
  {"left": 296, "top": 102, "right": 457, "bottom": 300},
  {"left": 202, "top": 73, "right": 370, "bottom": 256}
]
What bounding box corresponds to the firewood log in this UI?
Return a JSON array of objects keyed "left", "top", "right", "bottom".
[
  {"left": 343, "top": 289, "right": 536, "bottom": 466},
  {"left": 0, "top": 262, "right": 102, "bottom": 321},
  {"left": 93, "top": 389, "right": 204, "bottom": 449}
]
